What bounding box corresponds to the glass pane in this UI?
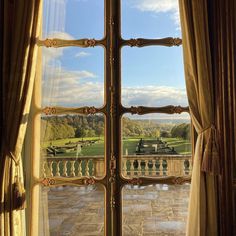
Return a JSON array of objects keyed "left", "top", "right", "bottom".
[
  {"left": 38, "top": 184, "right": 105, "bottom": 236},
  {"left": 122, "top": 113, "right": 192, "bottom": 177},
  {"left": 43, "top": 0, "right": 104, "bottom": 39},
  {"left": 122, "top": 184, "right": 190, "bottom": 235},
  {"left": 122, "top": 0, "right": 181, "bottom": 39},
  {"left": 40, "top": 114, "right": 105, "bottom": 178},
  {"left": 121, "top": 46, "right": 186, "bottom": 107},
  {"left": 41, "top": 47, "right": 104, "bottom": 107}
]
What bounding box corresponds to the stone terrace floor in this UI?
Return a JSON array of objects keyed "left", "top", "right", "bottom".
[{"left": 44, "top": 184, "right": 190, "bottom": 236}]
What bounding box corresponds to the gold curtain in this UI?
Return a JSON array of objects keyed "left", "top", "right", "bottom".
[
  {"left": 179, "top": 1, "right": 220, "bottom": 235},
  {"left": 0, "top": 1, "right": 42, "bottom": 235}
]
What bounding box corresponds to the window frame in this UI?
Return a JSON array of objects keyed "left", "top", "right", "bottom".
[{"left": 26, "top": 1, "right": 192, "bottom": 235}]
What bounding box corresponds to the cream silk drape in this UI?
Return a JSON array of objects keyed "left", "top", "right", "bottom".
[
  {"left": 179, "top": 1, "right": 220, "bottom": 235},
  {"left": 0, "top": 1, "right": 42, "bottom": 235}
]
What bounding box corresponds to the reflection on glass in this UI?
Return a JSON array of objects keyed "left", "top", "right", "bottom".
[
  {"left": 38, "top": 184, "right": 104, "bottom": 236},
  {"left": 41, "top": 47, "right": 104, "bottom": 107},
  {"left": 42, "top": 0, "right": 104, "bottom": 39},
  {"left": 122, "top": 113, "right": 192, "bottom": 177},
  {"left": 122, "top": 0, "right": 181, "bottom": 39},
  {"left": 121, "top": 47, "right": 186, "bottom": 107},
  {"left": 122, "top": 184, "right": 190, "bottom": 235},
  {"left": 40, "top": 114, "right": 105, "bottom": 178}
]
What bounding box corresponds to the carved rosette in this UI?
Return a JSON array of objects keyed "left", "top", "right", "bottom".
[
  {"left": 83, "top": 106, "right": 97, "bottom": 115},
  {"left": 43, "top": 38, "right": 57, "bottom": 47},
  {"left": 128, "top": 38, "right": 140, "bottom": 47},
  {"left": 172, "top": 38, "right": 182, "bottom": 46},
  {"left": 172, "top": 177, "right": 190, "bottom": 185},
  {"left": 130, "top": 106, "right": 143, "bottom": 115},
  {"left": 41, "top": 178, "right": 56, "bottom": 186},
  {"left": 127, "top": 178, "right": 142, "bottom": 185},
  {"left": 85, "top": 39, "right": 96, "bottom": 47},
  {"left": 42, "top": 107, "right": 57, "bottom": 115},
  {"left": 83, "top": 177, "right": 96, "bottom": 185},
  {"left": 170, "top": 105, "right": 184, "bottom": 114}
]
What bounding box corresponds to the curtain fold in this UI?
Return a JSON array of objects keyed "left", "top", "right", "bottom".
[
  {"left": 0, "top": 1, "right": 42, "bottom": 235},
  {"left": 179, "top": 1, "right": 220, "bottom": 235}
]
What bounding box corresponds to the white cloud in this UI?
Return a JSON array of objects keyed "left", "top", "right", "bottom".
[
  {"left": 130, "top": 0, "right": 180, "bottom": 29},
  {"left": 122, "top": 86, "right": 187, "bottom": 107},
  {"left": 42, "top": 66, "right": 102, "bottom": 107},
  {"left": 42, "top": 65, "right": 187, "bottom": 110},
  {"left": 42, "top": 31, "right": 75, "bottom": 65},
  {"left": 75, "top": 51, "right": 91, "bottom": 58}
]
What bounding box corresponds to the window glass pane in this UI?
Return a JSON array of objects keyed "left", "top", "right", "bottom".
[
  {"left": 122, "top": 0, "right": 181, "bottom": 39},
  {"left": 122, "top": 184, "right": 190, "bottom": 235},
  {"left": 121, "top": 113, "right": 191, "bottom": 177},
  {"left": 41, "top": 47, "right": 104, "bottom": 107},
  {"left": 38, "top": 184, "right": 105, "bottom": 235},
  {"left": 121, "top": 46, "right": 186, "bottom": 107},
  {"left": 40, "top": 114, "right": 105, "bottom": 178},
  {"left": 43, "top": 0, "right": 104, "bottom": 39}
]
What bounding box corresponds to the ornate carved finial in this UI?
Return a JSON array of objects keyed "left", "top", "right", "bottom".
[
  {"left": 173, "top": 177, "right": 186, "bottom": 184},
  {"left": 83, "top": 106, "right": 97, "bottom": 115},
  {"left": 43, "top": 38, "right": 57, "bottom": 47},
  {"left": 83, "top": 177, "right": 95, "bottom": 185},
  {"left": 42, "top": 107, "right": 56, "bottom": 115},
  {"left": 128, "top": 38, "right": 140, "bottom": 47},
  {"left": 127, "top": 178, "right": 142, "bottom": 185},
  {"left": 130, "top": 106, "right": 143, "bottom": 115},
  {"left": 169, "top": 105, "right": 184, "bottom": 114},
  {"left": 41, "top": 178, "right": 56, "bottom": 186},
  {"left": 172, "top": 38, "right": 182, "bottom": 46},
  {"left": 85, "top": 39, "right": 96, "bottom": 47}
]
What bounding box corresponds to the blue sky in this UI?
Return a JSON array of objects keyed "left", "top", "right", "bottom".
[{"left": 42, "top": 0, "right": 188, "bottom": 116}]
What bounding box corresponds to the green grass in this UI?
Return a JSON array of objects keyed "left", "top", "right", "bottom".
[{"left": 42, "top": 136, "right": 191, "bottom": 157}]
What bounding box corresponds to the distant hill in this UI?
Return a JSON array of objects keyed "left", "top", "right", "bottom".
[{"left": 134, "top": 119, "right": 191, "bottom": 125}]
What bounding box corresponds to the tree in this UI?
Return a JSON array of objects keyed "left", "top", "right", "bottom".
[
  {"left": 160, "top": 130, "right": 170, "bottom": 138},
  {"left": 75, "top": 127, "right": 87, "bottom": 139}
]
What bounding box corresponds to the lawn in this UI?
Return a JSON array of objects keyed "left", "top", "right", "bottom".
[{"left": 42, "top": 136, "right": 191, "bottom": 157}]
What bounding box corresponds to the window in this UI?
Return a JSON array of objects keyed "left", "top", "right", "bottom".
[{"left": 27, "top": 1, "right": 192, "bottom": 235}]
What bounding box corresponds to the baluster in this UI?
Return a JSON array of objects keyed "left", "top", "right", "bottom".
[
  {"left": 130, "top": 160, "right": 135, "bottom": 177},
  {"left": 77, "top": 160, "right": 82, "bottom": 177},
  {"left": 144, "top": 160, "right": 148, "bottom": 176},
  {"left": 85, "top": 160, "right": 90, "bottom": 176},
  {"left": 165, "top": 160, "right": 168, "bottom": 176},
  {"left": 62, "top": 160, "right": 68, "bottom": 177},
  {"left": 70, "top": 160, "right": 75, "bottom": 177},
  {"left": 90, "top": 159, "right": 94, "bottom": 176},
  {"left": 137, "top": 160, "right": 142, "bottom": 176},
  {"left": 155, "top": 160, "right": 159, "bottom": 176},
  {"left": 56, "top": 161, "right": 61, "bottom": 177},
  {"left": 48, "top": 160, "right": 53, "bottom": 177},
  {"left": 150, "top": 160, "right": 155, "bottom": 176},
  {"left": 183, "top": 160, "right": 186, "bottom": 175},
  {"left": 159, "top": 159, "right": 163, "bottom": 176}
]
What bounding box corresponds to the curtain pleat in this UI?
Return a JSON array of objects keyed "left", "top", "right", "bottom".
[
  {"left": 179, "top": 1, "right": 220, "bottom": 235},
  {"left": 0, "top": 1, "right": 42, "bottom": 235}
]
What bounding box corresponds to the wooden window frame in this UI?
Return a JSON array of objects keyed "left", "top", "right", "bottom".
[{"left": 28, "top": 1, "right": 191, "bottom": 235}]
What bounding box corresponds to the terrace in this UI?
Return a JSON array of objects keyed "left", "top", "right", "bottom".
[{"left": 40, "top": 155, "right": 192, "bottom": 235}]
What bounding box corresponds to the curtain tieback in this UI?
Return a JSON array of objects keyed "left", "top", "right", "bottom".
[
  {"left": 3, "top": 149, "right": 26, "bottom": 210},
  {"left": 199, "top": 125, "right": 221, "bottom": 175}
]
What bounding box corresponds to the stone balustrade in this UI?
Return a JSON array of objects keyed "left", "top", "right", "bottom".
[
  {"left": 42, "top": 155, "right": 192, "bottom": 178},
  {"left": 123, "top": 155, "right": 192, "bottom": 177}
]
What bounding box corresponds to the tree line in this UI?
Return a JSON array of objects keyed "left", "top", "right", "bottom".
[{"left": 41, "top": 115, "right": 190, "bottom": 141}]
